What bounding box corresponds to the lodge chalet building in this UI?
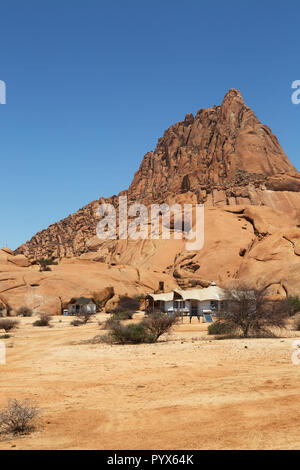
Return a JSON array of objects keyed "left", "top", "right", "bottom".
[{"left": 146, "top": 283, "right": 228, "bottom": 316}]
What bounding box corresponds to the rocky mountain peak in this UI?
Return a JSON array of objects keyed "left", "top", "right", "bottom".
[
  {"left": 222, "top": 88, "right": 244, "bottom": 105},
  {"left": 16, "top": 90, "right": 300, "bottom": 260}
]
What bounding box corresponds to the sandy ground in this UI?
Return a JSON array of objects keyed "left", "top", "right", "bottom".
[{"left": 1, "top": 313, "right": 300, "bottom": 450}]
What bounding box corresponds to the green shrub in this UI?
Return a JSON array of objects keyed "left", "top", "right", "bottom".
[
  {"left": 16, "top": 306, "right": 33, "bottom": 317},
  {"left": 207, "top": 321, "right": 233, "bottom": 335},
  {"left": 103, "top": 312, "right": 179, "bottom": 344},
  {"left": 112, "top": 311, "right": 134, "bottom": 320},
  {"left": 37, "top": 258, "right": 57, "bottom": 272},
  {"left": 109, "top": 321, "right": 155, "bottom": 344},
  {"left": 37, "top": 258, "right": 57, "bottom": 266}
]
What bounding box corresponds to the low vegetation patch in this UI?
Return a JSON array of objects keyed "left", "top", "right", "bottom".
[
  {"left": 289, "top": 296, "right": 300, "bottom": 316},
  {"left": 70, "top": 311, "right": 95, "bottom": 326},
  {"left": 37, "top": 258, "right": 58, "bottom": 272},
  {"left": 81, "top": 334, "right": 107, "bottom": 344},
  {"left": 100, "top": 312, "right": 134, "bottom": 330},
  {"left": 33, "top": 313, "right": 52, "bottom": 327},
  {"left": 70, "top": 319, "right": 84, "bottom": 327},
  {"left": 0, "top": 399, "right": 40, "bottom": 435},
  {"left": 0, "top": 319, "right": 19, "bottom": 332},
  {"left": 293, "top": 313, "right": 300, "bottom": 331},
  {"left": 16, "top": 306, "right": 33, "bottom": 317},
  {"left": 208, "top": 321, "right": 234, "bottom": 335},
  {"left": 112, "top": 311, "right": 134, "bottom": 320},
  {"left": 142, "top": 312, "right": 181, "bottom": 342},
  {"left": 102, "top": 312, "right": 180, "bottom": 344},
  {"left": 109, "top": 322, "right": 155, "bottom": 344}
]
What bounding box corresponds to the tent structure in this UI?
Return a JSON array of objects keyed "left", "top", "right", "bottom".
[{"left": 146, "top": 285, "right": 229, "bottom": 317}]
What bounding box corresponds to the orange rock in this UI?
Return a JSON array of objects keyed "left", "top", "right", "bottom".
[{"left": 10, "top": 89, "right": 300, "bottom": 298}]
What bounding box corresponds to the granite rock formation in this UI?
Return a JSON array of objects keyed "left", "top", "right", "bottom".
[{"left": 12, "top": 89, "right": 300, "bottom": 298}]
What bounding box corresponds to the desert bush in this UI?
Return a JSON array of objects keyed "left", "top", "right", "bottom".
[
  {"left": 71, "top": 311, "right": 95, "bottom": 326},
  {"left": 142, "top": 312, "right": 180, "bottom": 341},
  {"left": 289, "top": 296, "right": 300, "bottom": 316},
  {"left": 33, "top": 313, "right": 52, "bottom": 327},
  {"left": 79, "top": 311, "right": 94, "bottom": 323},
  {"left": 70, "top": 319, "right": 83, "bottom": 326},
  {"left": 294, "top": 313, "right": 300, "bottom": 330},
  {"left": 217, "top": 285, "right": 289, "bottom": 338},
  {"left": 207, "top": 321, "right": 234, "bottom": 335},
  {"left": 112, "top": 311, "right": 134, "bottom": 320},
  {"left": 37, "top": 258, "right": 57, "bottom": 272},
  {"left": 0, "top": 399, "right": 40, "bottom": 435},
  {"left": 16, "top": 306, "right": 33, "bottom": 317},
  {"left": 108, "top": 321, "right": 155, "bottom": 344},
  {"left": 101, "top": 312, "right": 134, "bottom": 330},
  {"left": 82, "top": 334, "right": 108, "bottom": 344},
  {"left": 102, "top": 316, "right": 119, "bottom": 330},
  {"left": 0, "top": 319, "right": 19, "bottom": 332},
  {"left": 39, "top": 265, "right": 52, "bottom": 272},
  {"left": 103, "top": 313, "right": 179, "bottom": 344},
  {"left": 0, "top": 334, "right": 10, "bottom": 339}
]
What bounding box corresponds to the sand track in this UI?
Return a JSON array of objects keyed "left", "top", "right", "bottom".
[{"left": 1, "top": 314, "right": 300, "bottom": 450}]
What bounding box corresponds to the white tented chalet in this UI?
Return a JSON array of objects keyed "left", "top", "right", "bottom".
[
  {"left": 146, "top": 284, "right": 228, "bottom": 316},
  {"left": 67, "top": 297, "right": 97, "bottom": 315}
]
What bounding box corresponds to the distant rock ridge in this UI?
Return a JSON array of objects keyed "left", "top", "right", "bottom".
[{"left": 16, "top": 89, "right": 300, "bottom": 260}]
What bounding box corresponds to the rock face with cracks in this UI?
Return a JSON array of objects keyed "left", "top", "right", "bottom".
[{"left": 4, "top": 89, "right": 300, "bottom": 311}]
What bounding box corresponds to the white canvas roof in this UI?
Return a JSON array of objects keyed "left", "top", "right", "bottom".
[
  {"left": 147, "top": 285, "right": 228, "bottom": 302},
  {"left": 174, "top": 286, "right": 228, "bottom": 301},
  {"left": 147, "top": 292, "right": 174, "bottom": 302}
]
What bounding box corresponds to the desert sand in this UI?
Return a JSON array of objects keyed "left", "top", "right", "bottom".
[{"left": 1, "top": 314, "right": 300, "bottom": 450}]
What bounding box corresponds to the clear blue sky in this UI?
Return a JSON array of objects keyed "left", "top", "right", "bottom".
[{"left": 0, "top": 0, "right": 299, "bottom": 249}]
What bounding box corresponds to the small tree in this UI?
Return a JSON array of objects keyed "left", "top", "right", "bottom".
[
  {"left": 0, "top": 399, "right": 40, "bottom": 435},
  {"left": 217, "top": 286, "right": 289, "bottom": 337},
  {"left": 0, "top": 319, "right": 19, "bottom": 332},
  {"left": 142, "top": 312, "right": 180, "bottom": 342}
]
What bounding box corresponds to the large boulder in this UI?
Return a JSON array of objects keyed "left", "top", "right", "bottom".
[
  {"left": 92, "top": 286, "right": 115, "bottom": 306},
  {"left": 0, "top": 259, "right": 177, "bottom": 315},
  {"left": 7, "top": 254, "right": 31, "bottom": 268}
]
